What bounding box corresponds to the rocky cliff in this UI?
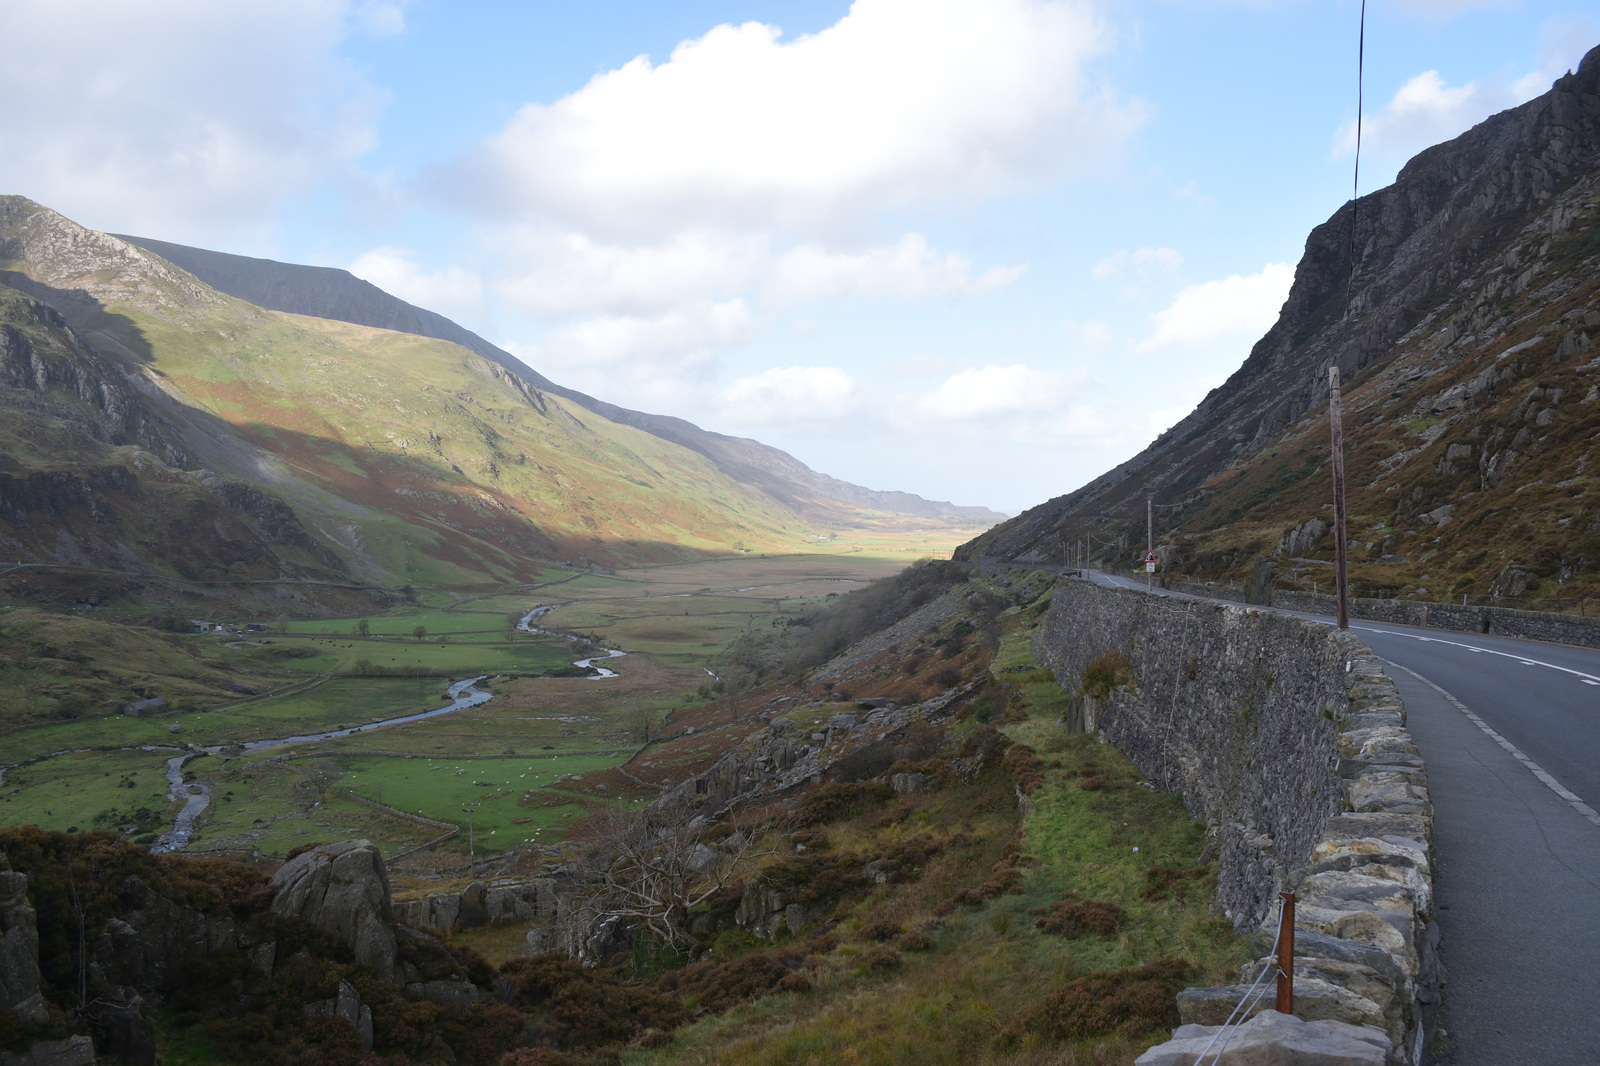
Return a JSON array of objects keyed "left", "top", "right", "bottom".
[{"left": 960, "top": 44, "right": 1600, "bottom": 606}]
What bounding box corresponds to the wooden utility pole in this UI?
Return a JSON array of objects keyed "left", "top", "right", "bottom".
[
  {"left": 1329, "top": 367, "right": 1350, "bottom": 629},
  {"left": 1147, "top": 497, "right": 1154, "bottom": 592}
]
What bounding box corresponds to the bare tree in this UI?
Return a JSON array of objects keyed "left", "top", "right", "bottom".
[
  {"left": 569, "top": 798, "right": 764, "bottom": 948},
  {"left": 626, "top": 707, "right": 658, "bottom": 744}
]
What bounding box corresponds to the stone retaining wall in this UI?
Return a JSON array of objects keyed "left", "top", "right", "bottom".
[
  {"left": 1170, "top": 579, "right": 1600, "bottom": 649},
  {"left": 1036, "top": 579, "right": 1436, "bottom": 1064},
  {"left": 1270, "top": 588, "right": 1600, "bottom": 648}
]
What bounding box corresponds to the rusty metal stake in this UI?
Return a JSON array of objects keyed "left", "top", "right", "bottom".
[
  {"left": 1276, "top": 892, "right": 1296, "bottom": 1014},
  {"left": 1329, "top": 366, "right": 1349, "bottom": 630}
]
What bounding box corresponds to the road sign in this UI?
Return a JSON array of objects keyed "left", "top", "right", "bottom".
[{"left": 1144, "top": 550, "right": 1157, "bottom": 574}]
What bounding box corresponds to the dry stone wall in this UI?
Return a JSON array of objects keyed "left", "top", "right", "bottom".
[{"left": 1036, "top": 580, "right": 1437, "bottom": 1064}]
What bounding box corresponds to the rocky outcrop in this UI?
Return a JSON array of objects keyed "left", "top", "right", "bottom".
[
  {"left": 958, "top": 45, "right": 1600, "bottom": 593},
  {"left": 89, "top": 878, "right": 239, "bottom": 994},
  {"left": 269, "top": 841, "right": 398, "bottom": 983},
  {"left": 0, "top": 1036, "right": 96, "bottom": 1066},
  {"left": 301, "top": 979, "right": 373, "bottom": 1053},
  {"left": 392, "top": 879, "right": 560, "bottom": 937},
  {"left": 0, "top": 870, "right": 45, "bottom": 1023}
]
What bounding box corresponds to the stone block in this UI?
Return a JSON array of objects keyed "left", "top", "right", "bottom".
[{"left": 1136, "top": 1008, "right": 1392, "bottom": 1065}]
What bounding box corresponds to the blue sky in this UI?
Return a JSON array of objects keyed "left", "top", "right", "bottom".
[{"left": 2, "top": 1, "right": 1593, "bottom": 514}]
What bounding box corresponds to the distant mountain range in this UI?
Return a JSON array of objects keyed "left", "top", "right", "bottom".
[
  {"left": 0, "top": 197, "right": 996, "bottom": 613},
  {"left": 118, "top": 235, "right": 1002, "bottom": 525},
  {"left": 960, "top": 44, "right": 1600, "bottom": 605}
]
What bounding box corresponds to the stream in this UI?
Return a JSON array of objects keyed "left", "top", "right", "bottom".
[
  {"left": 146, "top": 605, "right": 624, "bottom": 852},
  {"left": 516, "top": 603, "right": 627, "bottom": 678}
]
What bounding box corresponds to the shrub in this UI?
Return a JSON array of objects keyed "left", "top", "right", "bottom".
[
  {"left": 860, "top": 944, "right": 903, "bottom": 972},
  {"left": 675, "top": 953, "right": 793, "bottom": 1012},
  {"left": 1025, "top": 959, "right": 1194, "bottom": 1040},
  {"left": 1080, "top": 775, "right": 1107, "bottom": 791},
  {"left": 856, "top": 919, "right": 904, "bottom": 943},
  {"left": 1034, "top": 898, "right": 1125, "bottom": 938},
  {"left": 1003, "top": 744, "right": 1045, "bottom": 795},
  {"left": 795, "top": 782, "right": 893, "bottom": 825},
  {"left": 1143, "top": 866, "right": 1208, "bottom": 901},
  {"left": 1081, "top": 650, "right": 1134, "bottom": 700},
  {"left": 496, "top": 956, "right": 685, "bottom": 1050}
]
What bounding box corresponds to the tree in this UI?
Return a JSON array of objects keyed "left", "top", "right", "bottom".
[
  {"left": 569, "top": 798, "right": 765, "bottom": 948},
  {"left": 354, "top": 618, "right": 371, "bottom": 637},
  {"left": 626, "top": 707, "right": 658, "bottom": 744},
  {"left": 413, "top": 625, "right": 427, "bottom": 640}
]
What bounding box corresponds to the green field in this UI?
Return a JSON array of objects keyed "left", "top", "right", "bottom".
[
  {"left": 0, "top": 747, "right": 176, "bottom": 837},
  {"left": 3, "top": 552, "right": 973, "bottom": 861}
]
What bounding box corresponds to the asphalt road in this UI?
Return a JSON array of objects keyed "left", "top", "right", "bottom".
[{"left": 1085, "top": 570, "right": 1600, "bottom": 1064}]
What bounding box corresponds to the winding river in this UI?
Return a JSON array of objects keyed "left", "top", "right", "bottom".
[{"left": 148, "top": 605, "right": 625, "bottom": 852}]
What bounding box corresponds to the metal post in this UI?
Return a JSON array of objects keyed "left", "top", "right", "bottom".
[
  {"left": 1276, "top": 892, "right": 1296, "bottom": 1014},
  {"left": 1147, "top": 497, "right": 1154, "bottom": 592},
  {"left": 1329, "top": 367, "right": 1350, "bottom": 629}
]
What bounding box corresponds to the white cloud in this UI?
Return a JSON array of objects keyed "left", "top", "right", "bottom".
[
  {"left": 0, "top": 0, "right": 382, "bottom": 243},
  {"left": 1334, "top": 25, "right": 1594, "bottom": 167},
  {"left": 539, "top": 299, "right": 758, "bottom": 377},
  {"left": 913, "top": 364, "right": 1087, "bottom": 420},
  {"left": 1137, "top": 263, "right": 1293, "bottom": 353},
  {"left": 349, "top": 246, "right": 484, "bottom": 322},
  {"left": 716, "top": 366, "right": 861, "bottom": 423},
  {"left": 1062, "top": 320, "right": 1112, "bottom": 352},
  {"left": 769, "top": 235, "right": 1025, "bottom": 305},
  {"left": 456, "top": 0, "right": 1141, "bottom": 237},
  {"left": 1091, "top": 246, "right": 1182, "bottom": 281},
  {"left": 493, "top": 230, "right": 768, "bottom": 318}
]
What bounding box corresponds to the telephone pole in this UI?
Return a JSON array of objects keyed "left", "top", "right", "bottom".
[{"left": 1329, "top": 366, "right": 1350, "bottom": 629}]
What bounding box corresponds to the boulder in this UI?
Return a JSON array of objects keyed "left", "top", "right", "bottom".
[
  {"left": 733, "top": 880, "right": 787, "bottom": 939},
  {"left": 302, "top": 980, "right": 373, "bottom": 1053},
  {"left": 1135, "top": 1009, "right": 1392, "bottom": 1065},
  {"left": 0, "top": 1035, "right": 96, "bottom": 1066},
  {"left": 891, "top": 772, "right": 924, "bottom": 794},
  {"left": 269, "top": 841, "right": 398, "bottom": 982},
  {"left": 0, "top": 870, "right": 45, "bottom": 1023},
  {"left": 406, "top": 978, "right": 479, "bottom": 1010}
]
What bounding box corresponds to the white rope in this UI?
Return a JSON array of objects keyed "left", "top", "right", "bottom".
[{"left": 1194, "top": 917, "right": 1287, "bottom": 1066}]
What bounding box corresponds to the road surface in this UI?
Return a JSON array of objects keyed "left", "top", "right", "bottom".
[{"left": 1085, "top": 570, "right": 1600, "bottom": 1065}]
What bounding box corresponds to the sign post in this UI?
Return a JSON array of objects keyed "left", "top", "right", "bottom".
[{"left": 1144, "top": 549, "right": 1158, "bottom": 591}]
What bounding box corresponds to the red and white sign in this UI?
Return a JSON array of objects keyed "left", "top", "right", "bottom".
[{"left": 1144, "top": 550, "right": 1158, "bottom": 573}]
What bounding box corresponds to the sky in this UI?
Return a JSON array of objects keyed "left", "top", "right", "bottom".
[{"left": 1, "top": 1, "right": 1594, "bottom": 515}]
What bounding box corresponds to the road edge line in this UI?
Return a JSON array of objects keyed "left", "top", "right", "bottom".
[{"left": 1382, "top": 659, "right": 1600, "bottom": 829}]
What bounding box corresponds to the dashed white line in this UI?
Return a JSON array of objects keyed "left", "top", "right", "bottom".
[{"left": 1384, "top": 660, "right": 1600, "bottom": 829}]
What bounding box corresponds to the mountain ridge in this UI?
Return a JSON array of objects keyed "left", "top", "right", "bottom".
[
  {"left": 958, "top": 44, "right": 1600, "bottom": 606},
  {"left": 3, "top": 195, "right": 995, "bottom": 612},
  {"left": 116, "top": 235, "right": 1004, "bottom": 523}
]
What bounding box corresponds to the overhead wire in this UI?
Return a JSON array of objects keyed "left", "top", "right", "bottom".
[{"left": 1344, "top": 0, "right": 1367, "bottom": 320}]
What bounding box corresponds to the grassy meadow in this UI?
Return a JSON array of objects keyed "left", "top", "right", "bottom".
[{"left": 3, "top": 550, "right": 973, "bottom": 861}]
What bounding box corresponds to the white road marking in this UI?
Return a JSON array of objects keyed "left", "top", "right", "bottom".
[
  {"left": 1087, "top": 570, "right": 1600, "bottom": 685},
  {"left": 1384, "top": 661, "right": 1600, "bottom": 829}
]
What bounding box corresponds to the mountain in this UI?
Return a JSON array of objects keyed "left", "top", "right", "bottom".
[
  {"left": 959, "top": 45, "right": 1600, "bottom": 605},
  {"left": 116, "top": 235, "right": 1003, "bottom": 524},
  {"left": 0, "top": 196, "right": 992, "bottom": 613}
]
